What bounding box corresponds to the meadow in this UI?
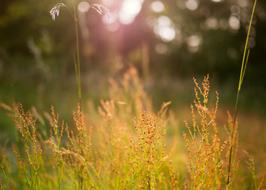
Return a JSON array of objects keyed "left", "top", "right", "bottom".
[
  {"left": 0, "top": 66, "right": 265, "bottom": 189},
  {"left": 0, "top": 0, "right": 266, "bottom": 189}
]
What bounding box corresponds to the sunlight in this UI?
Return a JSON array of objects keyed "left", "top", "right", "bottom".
[
  {"left": 102, "top": 12, "right": 120, "bottom": 32},
  {"left": 1, "top": 0, "right": 264, "bottom": 189},
  {"left": 100, "top": 0, "right": 144, "bottom": 29},
  {"left": 153, "top": 16, "right": 176, "bottom": 42},
  {"left": 228, "top": 16, "right": 240, "bottom": 30},
  {"left": 78, "top": 1, "right": 90, "bottom": 13},
  {"left": 185, "top": 0, "right": 198, "bottom": 11},
  {"left": 102, "top": 0, "right": 114, "bottom": 6},
  {"left": 150, "top": 1, "right": 165, "bottom": 13},
  {"left": 211, "top": 0, "right": 223, "bottom": 2},
  {"left": 118, "top": 0, "right": 144, "bottom": 25},
  {"left": 186, "top": 34, "right": 201, "bottom": 53}
]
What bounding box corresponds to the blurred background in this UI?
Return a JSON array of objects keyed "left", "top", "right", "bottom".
[{"left": 0, "top": 0, "right": 266, "bottom": 146}]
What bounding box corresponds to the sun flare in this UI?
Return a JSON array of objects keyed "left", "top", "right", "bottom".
[
  {"left": 118, "top": 0, "right": 143, "bottom": 24},
  {"left": 101, "top": 0, "right": 144, "bottom": 25}
]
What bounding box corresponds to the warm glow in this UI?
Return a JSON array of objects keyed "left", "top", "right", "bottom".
[
  {"left": 101, "top": 0, "right": 144, "bottom": 28},
  {"left": 102, "top": 12, "right": 116, "bottom": 25},
  {"left": 186, "top": 35, "right": 201, "bottom": 52},
  {"left": 118, "top": 0, "right": 143, "bottom": 25},
  {"left": 238, "top": 0, "right": 248, "bottom": 8},
  {"left": 185, "top": 0, "right": 198, "bottom": 11},
  {"left": 102, "top": 0, "right": 114, "bottom": 6},
  {"left": 102, "top": 12, "right": 120, "bottom": 32},
  {"left": 153, "top": 16, "right": 176, "bottom": 42},
  {"left": 205, "top": 17, "right": 219, "bottom": 30},
  {"left": 78, "top": 1, "right": 90, "bottom": 13},
  {"left": 211, "top": 0, "right": 223, "bottom": 2},
  {"left": 150, "top": 1, "right": 165, "bottom": 13},
  {"left": 228, "top": 16, "right": 240, "bottom": 30}
]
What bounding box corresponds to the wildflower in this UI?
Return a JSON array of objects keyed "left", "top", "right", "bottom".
[{"left": 50, "top": 3, "right": 66, "bottom": 21}]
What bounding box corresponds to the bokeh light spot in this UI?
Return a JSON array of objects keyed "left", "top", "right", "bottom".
[
  {"left": 211, "top": 0, "right": 223, "bottom": 3},
  {"left": 186, "top": 35, "right": 202, "bottom": 53},
  {"left": 185, "top": 0, "right": 199, "bottom": 11},
  {"left": 205, "top": 17, "right": 219, "bottom": 30},
  {"left": 153, "top": 16, "right": 176, "bottom": 42},
  {"left": 78, "top": 1, "right": 90, "bottom": 13},
  {"left": 228, "top": 16, "right": 240, "bottom": 30},
  {"left": 150, "top": 1, "right": 165, "bottom": 13}
]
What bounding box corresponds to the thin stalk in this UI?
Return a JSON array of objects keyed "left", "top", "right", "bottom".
[
  {"left": 226, "top": 0, "right": 257, "bottom": 186},
  {"left": 241, "top": 49, "right": 251, "bottom": 86},
  {"left": 73, "top": 6, "right": 82, "bottom": 100},
  {"left": 57, "top": 164, "right": 63, "bottom": 190},
  {"left": 0, "top": 166, "right": 8, "bottom": 189}
]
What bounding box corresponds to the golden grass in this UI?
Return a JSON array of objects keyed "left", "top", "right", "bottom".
[{"left": 0, "top": 67, "right": 264, "bottom": 189}]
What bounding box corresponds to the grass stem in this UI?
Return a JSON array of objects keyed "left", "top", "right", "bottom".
[{"left": 226, "top": 0, "right": 257, "bottom": 186}]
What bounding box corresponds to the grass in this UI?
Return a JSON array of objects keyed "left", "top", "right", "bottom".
[
  {"left": 0, "top": 67, "right": 264, "bottom": 189},
  {"left": 0, "top": 0, "right": 264, "bottom": 189},
  {"left": 227, "top": 0, "right": 258, "bottom": 186}
]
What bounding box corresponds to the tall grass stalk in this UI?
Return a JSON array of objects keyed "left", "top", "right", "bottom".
[
  {"left": 50, "top": 3, "right": 82, "bottom": 99},
  {"left": 227, "top": 0, "right": 257, "bottom": 186},
  {"left": 50, "top": 2, "right": 108, "bottom": 100}
]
